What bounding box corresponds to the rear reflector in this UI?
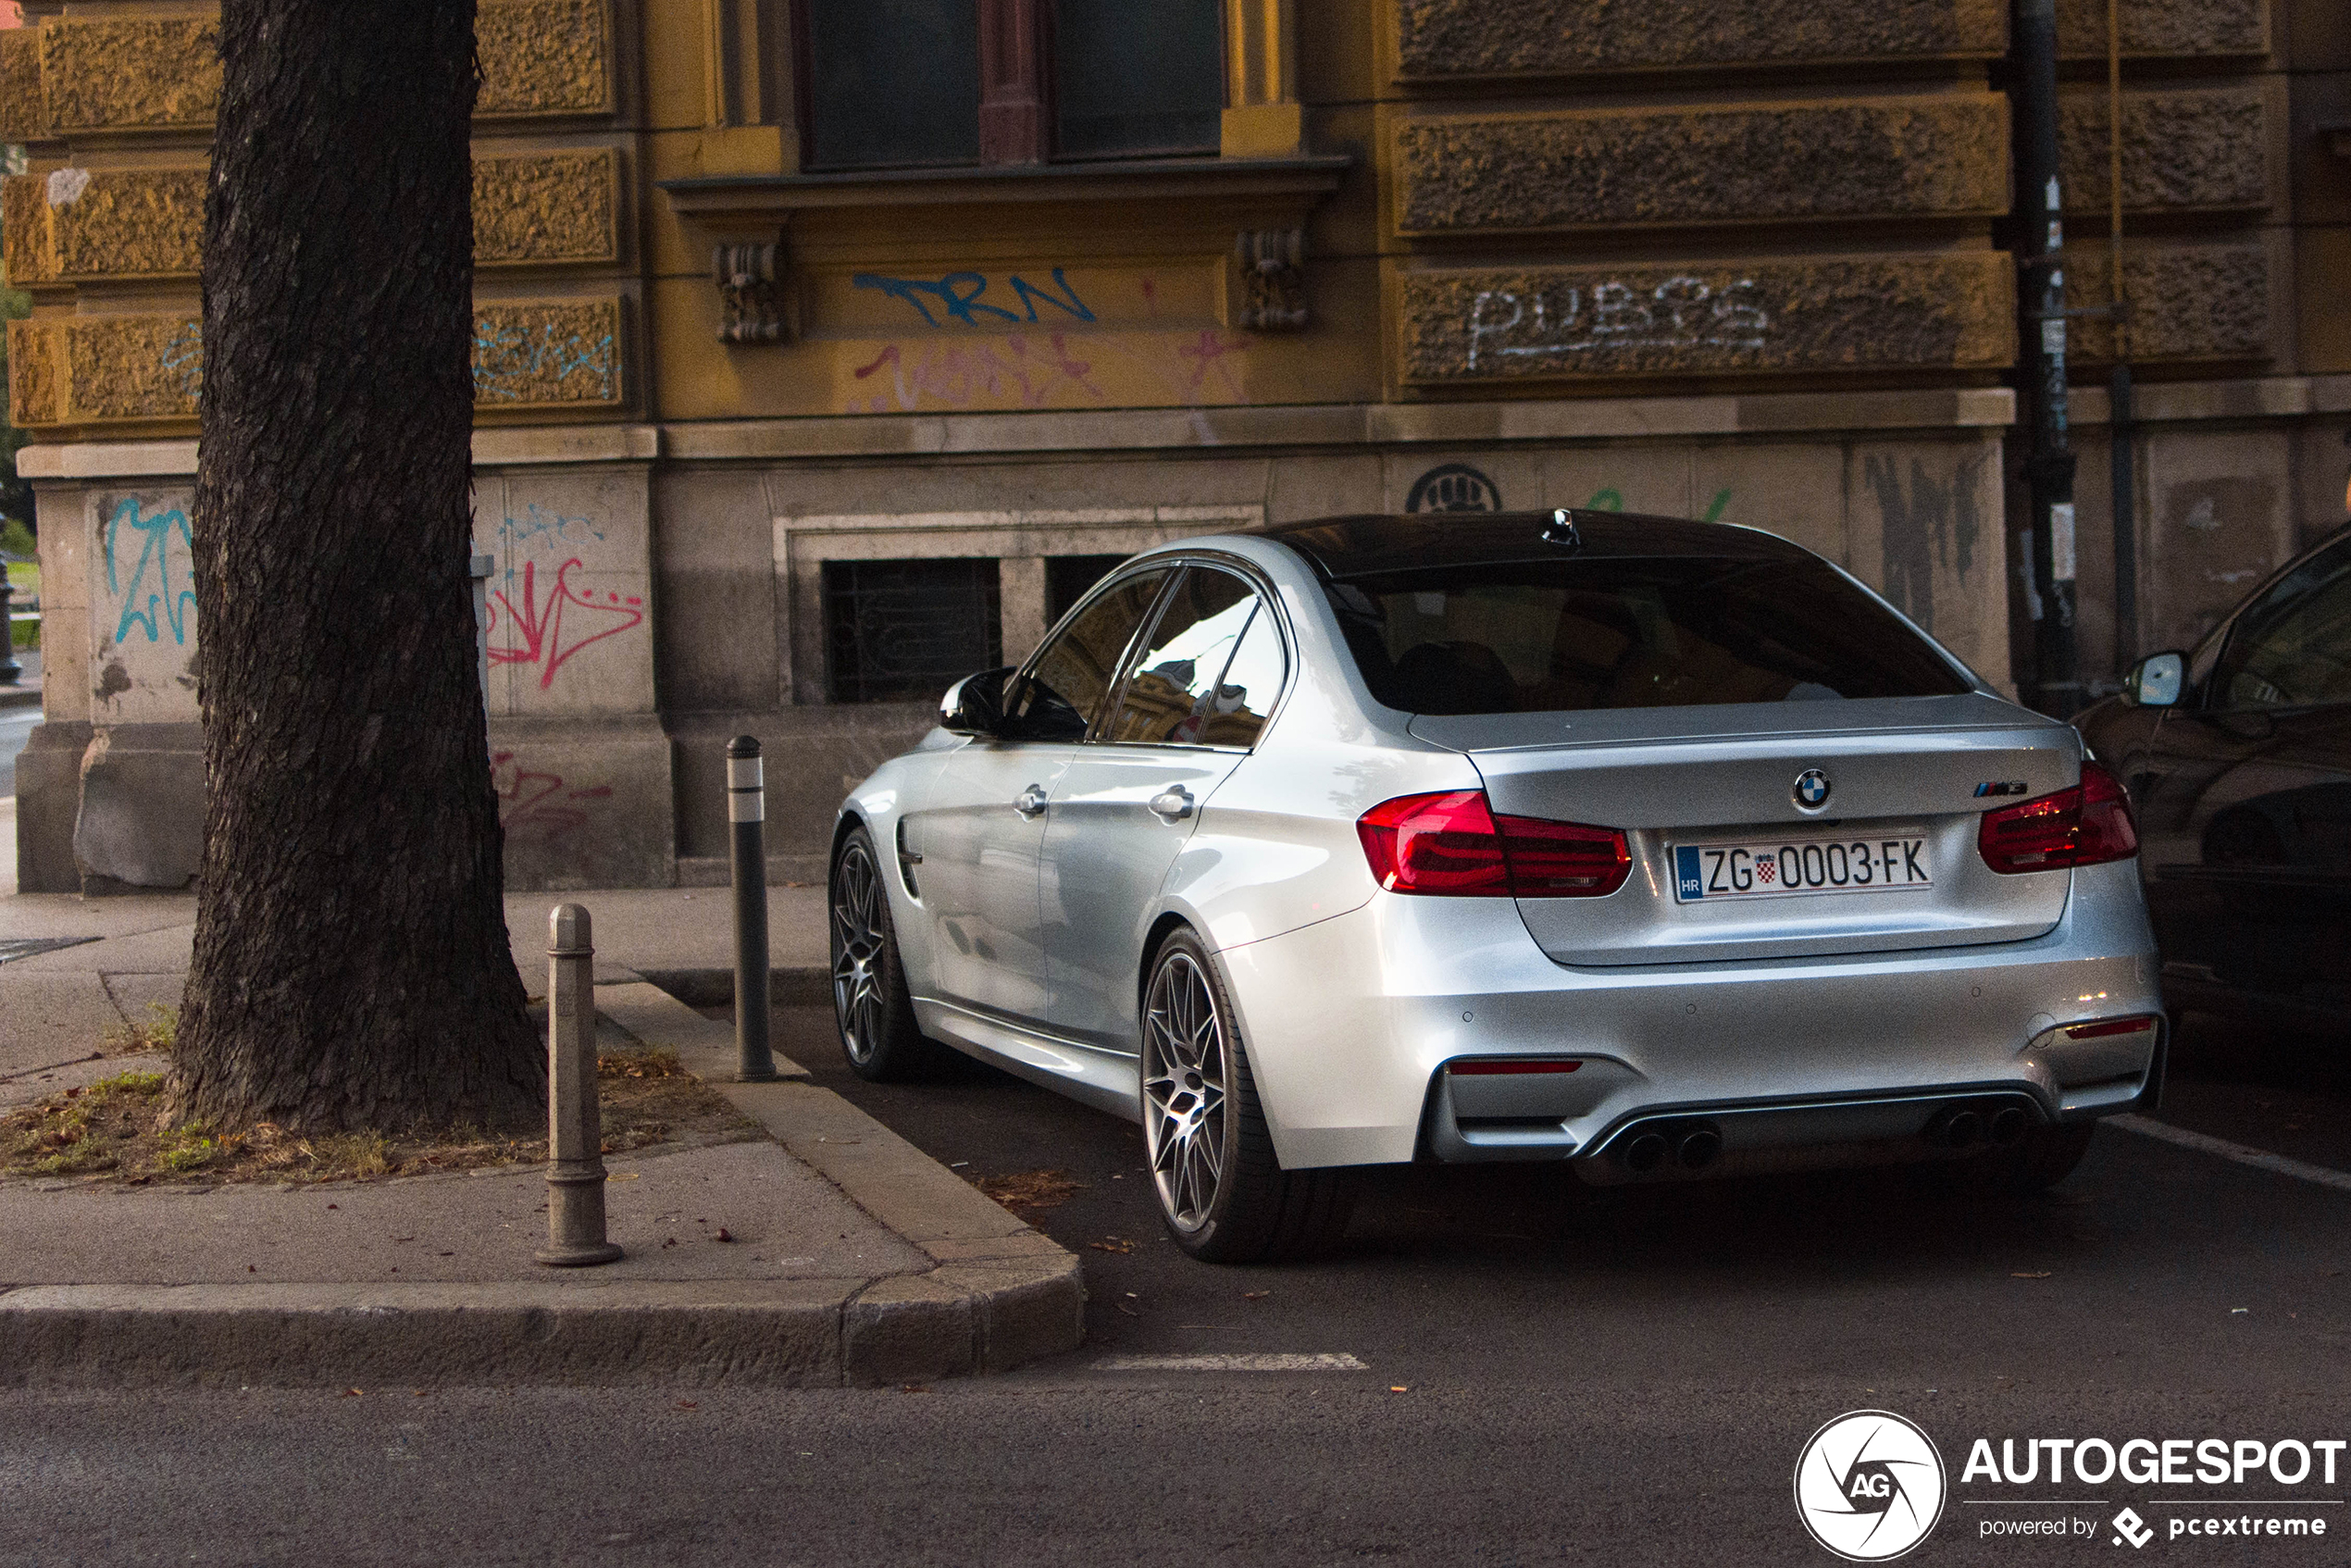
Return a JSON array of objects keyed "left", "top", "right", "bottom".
[
  {"left": 2062, "top": 1015, "right": 2158, "bottom": 1040},
  {"left": 1358, "top": 790, "right": 1630, "bottom": 898},
  {"left": 1448, "top": 1059, "right": 1583, "bottom": 1076},
  {"left": 1978, "top": 760, "right": 2140, "bottom": 875}
]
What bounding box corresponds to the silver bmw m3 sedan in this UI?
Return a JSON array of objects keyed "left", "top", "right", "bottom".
[{"left": 828, "top": 511, "right": 2162, "bottom": 1263}]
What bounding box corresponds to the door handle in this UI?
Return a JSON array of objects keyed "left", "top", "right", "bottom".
[
  {"left": 1014, "top": 784, "right": 1049, "bottom": 819},
  {"left": 1149, "top": 786, "right": 1195, "bottom": 822}
]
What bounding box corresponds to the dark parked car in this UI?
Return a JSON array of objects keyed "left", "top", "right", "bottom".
[{"left": 2077, "top": 523, "right": 2351, "bottom": 1033}]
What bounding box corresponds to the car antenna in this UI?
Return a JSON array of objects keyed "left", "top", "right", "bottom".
[{"left": 1541, "top": 508, "right": 1582, "bottom": 548}]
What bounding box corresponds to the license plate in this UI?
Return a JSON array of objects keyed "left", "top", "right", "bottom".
[{"left": 1673, "top": 835, "right": 1932, "bottom": 902}]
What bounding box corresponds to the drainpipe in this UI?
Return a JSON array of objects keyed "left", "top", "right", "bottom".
[
  {"left": 2015, "top": 0, "right": 2081, "bottom": 716},
  {"left": 2106, "top": 0, "right": 2138, "bottom": 674}
]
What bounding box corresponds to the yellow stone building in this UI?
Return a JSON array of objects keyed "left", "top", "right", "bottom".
[{"left": 6, "top": 0, "right": 2345, "bottom": 891}]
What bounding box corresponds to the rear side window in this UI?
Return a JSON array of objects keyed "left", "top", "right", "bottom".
[
  {"left": 1104, "top": 568, "right": 1256, "bottom": 745},
  {"left": 1325, "top": 556, "right": 1969, "bottom": 716}
]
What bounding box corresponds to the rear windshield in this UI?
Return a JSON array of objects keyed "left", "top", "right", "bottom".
[{"left": 1326, "top": 556, "right": 1971, "bottom": 716}]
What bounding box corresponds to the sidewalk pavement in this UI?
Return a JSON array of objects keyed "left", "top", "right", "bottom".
[{"left": 0, "top": 882, "right": 1086, "bottom": 1388}]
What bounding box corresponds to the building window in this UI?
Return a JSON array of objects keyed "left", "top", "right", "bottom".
[
  {"left": 796, "top": 0, "right": 1222, "bottom": 170},
  {"left": 1052, "top": 0, "right": 1223, "bottom": 159},
  {"left": 802, "top": 0, "right": 982, "bottom": 170},
  {"left": 823, "top": 557, "right": 1002, "bottom": 703},
  {"left": 1046, "top": 553, "right": 1129, "bottom": 626}
]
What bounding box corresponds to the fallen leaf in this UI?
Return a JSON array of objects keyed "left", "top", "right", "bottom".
[
  {"left": 976, "top": 1168, "right": 1087, "bottom": 1211},
  {"left": 610, "top": 1172, "right": 641, "bottom": 1182},
  {"left": 901, "top": 1383, "right": 928, "bottom": 1394},
  {"left": 326, "top": 1203, "right": 338, "bottom": 1210},
  {"left": 1114, "top": 1301, "right": 1141, "bottom": 1317},
  {"left": 676, "top": 1400, "right": 697, "bottom": 1410},
  {"left": 342, "top": 1388, "right": 363, "bottom": 1398},
  {"left": 1390, "top": 1386, "right": 1408, "bottom": 1393},
  {"left": 714, "top": 1227, "right": 734, "bottom": 1243},
  {"left": 2011, "top": 1272, "right": 2052, "bottom": 1279},
  {"left": 1243, "top": 1290, "right": 1269, "bottom": 1300},
  {"left": 1088, "top": 1238, "right": 1136, "bottom": 1255}
]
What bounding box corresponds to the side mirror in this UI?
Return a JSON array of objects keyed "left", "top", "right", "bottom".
[
  {"left": 2125, "top": 651, "right": 2185, "bottom": 708},
  {"left": 940, "top": 666, "right": 1014, "bottom": 736}
]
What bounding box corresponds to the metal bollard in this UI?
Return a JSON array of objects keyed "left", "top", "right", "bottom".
[
  {"left": 728, "top": 735, "right": 778, "bottom": 1082},
  {"left": 535, "top": 903, "right": 622, "bottom": 1267}
]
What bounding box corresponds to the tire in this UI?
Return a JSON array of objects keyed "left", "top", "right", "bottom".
[
  {"left": 829, "top": 826, "right": 946, "bottom": 1082},
  {"left": 1139, "top": 928, "right": 1354, "bottom": 1263}
]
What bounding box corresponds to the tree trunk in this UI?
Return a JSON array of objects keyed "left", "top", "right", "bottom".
[{"left": 177, "top": 0, "right": 541, "bottom": 1134}]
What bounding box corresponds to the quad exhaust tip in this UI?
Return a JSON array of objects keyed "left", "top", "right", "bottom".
[
  {"left": 1925, "top": 1099, "right": 2037, "bottom": 1151},
  {"left": 1619, "top": 1121, "right": 1723, "bottom": 1175}
]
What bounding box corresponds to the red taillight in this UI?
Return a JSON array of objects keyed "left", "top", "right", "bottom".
[
  {"left": 2063, "top": 1015, "right": 2158, "bottom": 1040},
  {"left": 1977, "top": 761, "right": 2140, "bottom": 875},
  {"left": 1357, "top": 790, "right": 1630, "bottom": 898}
]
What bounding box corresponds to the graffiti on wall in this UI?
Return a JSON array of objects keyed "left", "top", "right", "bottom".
[
  {"left": 850, "top": 327, "right": 1247, "bottom": 415},
  {"left": 491, "top": 751, "right": 612, "bottom": 844},
  {"left": 1863, "top": 453, "right": 1987, "bottom": 636},
  {"left": 474, "top": 318, "right": 616, "bottom": 404},
  {"left": 1467, "top": 278, "right": 1770, "bottom": 372},
  {"left": 103, "top": 497, "right": 197, "bottom": 647},
  {"left": 851, "top": 267, "right": 1098, "bottom": 330},
  {"left": 486, "top": 506, "right": 643, "bottom": 690}
]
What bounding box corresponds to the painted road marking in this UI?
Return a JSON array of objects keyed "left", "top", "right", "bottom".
[
  {"left": 1091, "top": 1353, "right": 1369, "bottom": 1373},
  {"left": 2109, "top": 1114, "right": 2351, "bottom": 1196}
]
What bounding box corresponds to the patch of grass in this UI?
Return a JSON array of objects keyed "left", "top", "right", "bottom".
[
  {"left": 0, "top": 1047, "right": 757, "bottom": 1186},
  {"left": 102, "top": 1003, "right": 177, "bottom": 1057}
]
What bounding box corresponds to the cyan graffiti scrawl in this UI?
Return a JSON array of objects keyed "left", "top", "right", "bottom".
[
  {"left": 105, "top": 497, "right": 197, "bottom": 646},
  {"left": 474, "top": 319, "right": 617, "bottom": 404}
]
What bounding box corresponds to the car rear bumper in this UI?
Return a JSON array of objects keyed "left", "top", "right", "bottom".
[{"left": 1213, "top": 859, "right": 2161, "bottom": 1170}]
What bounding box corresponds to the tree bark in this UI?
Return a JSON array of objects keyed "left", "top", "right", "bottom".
[{"left": 178, "top": 0, "right": 541, "bottom": 1135}]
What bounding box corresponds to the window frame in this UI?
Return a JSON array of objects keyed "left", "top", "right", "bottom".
[
  {"left": 1094, "top": 555, "right": 1294, "bottom": 753},
  {"left": 1004, "top": 563, "right": 1181, "bottom": 743},
  {"left": 787, "top": 0, "right": 1225, "bottom": 173}
]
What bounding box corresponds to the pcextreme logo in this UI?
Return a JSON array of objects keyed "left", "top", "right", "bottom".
[{"left": 1796, "top": 1411, "right": 1949, "bottom": 1561}]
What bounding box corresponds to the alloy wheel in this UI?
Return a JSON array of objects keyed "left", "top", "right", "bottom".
[
  {"left": 1142, "top": 949, "right": 1228, "bottom": 1232},
  {"left": 831, "top": 842, "right": 887, "bottom": 1064}
]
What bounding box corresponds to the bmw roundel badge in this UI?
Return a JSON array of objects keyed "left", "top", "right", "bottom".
[{"left": 1793, "top": 769, "right": 1833, "bottom": 812}]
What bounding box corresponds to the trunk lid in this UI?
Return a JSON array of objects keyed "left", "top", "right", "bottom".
[{"left": 1412, "top": 694, "right": 2080, "bottom": 965}]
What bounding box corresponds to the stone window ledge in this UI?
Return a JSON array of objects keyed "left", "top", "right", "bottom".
[{"left": 659, "top": 154, "right": 1350, "bottom": 223}]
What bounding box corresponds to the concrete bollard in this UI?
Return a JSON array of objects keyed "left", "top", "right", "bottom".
[
  {"left": 534, "top": 903, "right": 622, "bottom": 1268},
  {"left": 728, "top": 735, "right": 779, "bottom": 1082}
]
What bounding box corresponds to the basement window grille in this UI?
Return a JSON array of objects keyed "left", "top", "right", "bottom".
[{"left": 823, "top": 557, "right": 1003, "bottom": 704}]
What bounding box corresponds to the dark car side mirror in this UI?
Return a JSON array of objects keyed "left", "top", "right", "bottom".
[
  {"left": 2123, "top": 651, "right": 2185, "bottom": 708},
  {"left": 940, "top": 667, "right": 1014, "bottom": 736}
]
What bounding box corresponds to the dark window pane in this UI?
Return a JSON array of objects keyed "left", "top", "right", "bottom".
[
  {"left": 1014, "top": 568, "right": 1170, "bottom": 740},
  {"left": 1052, "top": 0, "right": 1222, "bottom": 159},
  {"left": 1046, "top": 554, "right": 1129, "bottom": 626},
  {"left": 1105, "top": 568, "right": 1255, "bottom": 744},
  {"left": 824, "top": 557, "right": 1001, "bottom": 703},
  {"left": 805, "top": 0, "right": 979, "bottom": 169},
  {"left": 2212, "top": 540, "right": 2351, "bottom": 710},
  {"left": 1325, "top": 557, "right": 1970, "bottom": 716}
]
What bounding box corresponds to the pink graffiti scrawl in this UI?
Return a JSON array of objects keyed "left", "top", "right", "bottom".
[
  {"left": 491, "top": 753, "right": 613, "bottom": 842},
  {"left": 487, "top": 558, "right": 644, "bottom": 690}
]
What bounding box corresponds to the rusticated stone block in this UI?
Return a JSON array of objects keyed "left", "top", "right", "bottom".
[
  {"left": 1394, "top": 95, "right": 2006, "bottom": 235},
  {"left": 2, "top": 168, "right": 205, "bottom": 285},
  {"left": 2055, "top": 0, "right": 2268, "bottom": 58},
  {"left": 472, "top": 299, "right": 624, "bottom": 406},
  {"left": 1392, "top": 0, "right": 2005, "bottom": 79},
  {"left": 1396, "top": 253, "right": 2013, "bottom": 383},
  {"left": 474, "top": 149, "right": 621, "bottom": 266},
  {"left": 12, "top": 0, "right": 607, "bottom": 137},
  {"left": 2059, "top": 87, "right": 2270, "bottom": 214},
  {"left": 0, "top": 29, "right": 43, "bottom": 143},
  {"left": 6, "top": 152, "right": 618, "bottom": 285},
  {"left": 478, "top": 0, "right": 612, "bottom": 118},
  {"left": 8, "top": 301, "right": 624, "bottom": 428},
  {"left": 38, "top": 16, "right": 219, "bottom": 133},
  {"left": 2062, "top": 244, "right": 2271, "bottom": 364},
  {"left": 5, "top": 315, "right": 205, "bottom": 425}
]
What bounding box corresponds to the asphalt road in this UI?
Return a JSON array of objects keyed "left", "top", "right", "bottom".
[{"left": 1, "top": 1006, "right": 2343, "bottom": 1567}]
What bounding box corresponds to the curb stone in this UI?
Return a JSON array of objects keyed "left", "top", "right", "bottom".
[{"left": 0, "top": 978, "right": 1085, "bottom": 1388}]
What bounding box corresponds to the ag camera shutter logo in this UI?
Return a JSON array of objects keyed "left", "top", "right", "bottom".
[{"left": 1795, "top": 1411, "right": 1947, "bottom": 1561}]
